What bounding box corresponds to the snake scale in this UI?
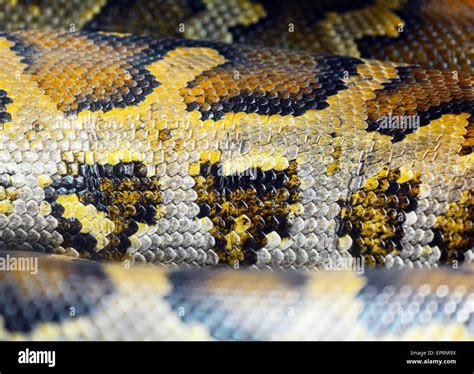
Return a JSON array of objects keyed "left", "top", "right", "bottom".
[{"left": 0, "top": 0, "right": 473, "bottom": 341}]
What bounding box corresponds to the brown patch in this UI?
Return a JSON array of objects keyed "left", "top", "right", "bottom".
[
  {"left": 180, "top": 47, "right": 363, "bottom": 119},
  {"left": 7, "top": 31, "right": 159, "bottom": 114},
  {"left": 365, "top": 66, "right": 474, "bottom": 144}
]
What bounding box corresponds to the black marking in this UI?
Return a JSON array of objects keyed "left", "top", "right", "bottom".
[
  {"left": 194, "top": 161, "right": 300, "bottom": 265},
  {"left": 336, "top": 167, "right": 421, "bottom": 266},
  {"left": 45, "top": 160, "right": 162, "bottom": 259},
  {"left": 0, "top": 33, "right": 39, "bottom": 65},
  {"left": 4, "top": 31, "right": 365, "bottom": 119},
  {"left": 3, "top": 31, "right": 262, "bottom": 115},
  {"left": 365, "top": 65, "right": 474, "bottom": 146},
  {"left": 185, "top": 53, "right": 364, "bottom": 120},
  {"left": 0, "top": 89, "right": 13, "bottom": 124},
  {"left": 429, "top": 188, "right": 474, "bottom": 263}
]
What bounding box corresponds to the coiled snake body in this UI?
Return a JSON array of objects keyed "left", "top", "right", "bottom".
[{"left": 0, "top": 0, "right": 473, "bottom": 340}]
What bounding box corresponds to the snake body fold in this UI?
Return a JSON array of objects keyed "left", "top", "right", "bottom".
[{"left": 0, "top": 0, "right": 472, "bottom": 340}]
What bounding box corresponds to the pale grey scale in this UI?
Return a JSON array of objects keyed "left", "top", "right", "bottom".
[
  {"left": 133, "top": 252, "right": 147, "bottom": 264},
  {"left": 170, "top": 232, "right": 185, "bottom": 250},
  {"left": 177, "top": 217, "right": 192, "bottom": 232},
  {"left": 303, "top": 232, "right": 319, "bottom": 250},
  {"left": 154, "top": 249, "right": 165, "bottom": 263},
  {"left": 315, "top": 233, "right": 330, "bottom": 253},
  {"left": 2, "top": 227, "right": 15, "bottom": 244},
  {"left": 169, "top": 246, "right": 187, "bottom": 264},
  {"left": 27, "top": 229, "right": 41, "bottom": 245},
  {"left": 38, "top": 230, "right": 52, "bottom": 247},
  {"left": 181, "top": 231, "right": 194, "bottom": 247},
  {"left": 163, "top": 247, "right": 177, "bottom": 263},
  {"left": 0, "top": 213, "right": 8, "bottom": 229},
  {"left": 168, "top": 217, "right": 181, "bottom": 234},
  {"left": 11, "top": 227, "right": 28, "bottom": 245},
  {"left": 18, "top": 213, "right": 34, "bottom": 232},
  {"left": 182, "top": 245, "right": 197, "bottom": 263},
  {"left": 138, "top": 235, "right": 153, "bottom": 253},
  {"left": 25, "top": 200, "right": 39, "bottom": 218},
  {"left": 142, "top": 249, "right": 154, "bottom": 262}
]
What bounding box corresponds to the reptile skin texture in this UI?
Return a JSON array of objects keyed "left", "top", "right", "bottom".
[{"left": 0, "top": 0, "right": 472, "bottom": 340}]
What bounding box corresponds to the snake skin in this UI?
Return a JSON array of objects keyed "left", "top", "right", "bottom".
[
  {"left": 0, "top": 0, "right": 472, "bottom": 340},
  {"left": 0, "top": 0, "right": 473, "bottom": 73},
  {"left": 0, "top": 30, "right": 472, "bottom": 268},
  {"left": 0, "top": 252, "right": 473, "bottom": 340}
]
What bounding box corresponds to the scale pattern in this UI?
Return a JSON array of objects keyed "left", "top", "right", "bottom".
[
  {"left": 0, "top": 253, "right": 473, "bottom": 340},
  {"left": 0, "top": 30, "right": 472, "bottom": 269},
  {"left": 0, "top": 1, "right": 472, "bottom": 342},
  {"left": 0, "top": 0, "right": 472, "bottom": 73}
]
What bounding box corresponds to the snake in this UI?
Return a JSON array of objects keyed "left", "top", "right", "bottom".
[{"left": 0, "top": 0, "right": 473, "bottom": 340}]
